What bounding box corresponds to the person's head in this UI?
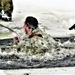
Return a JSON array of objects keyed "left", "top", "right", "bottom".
[{"left": 24, "top": 16, "right": 38, "bottom": 35}]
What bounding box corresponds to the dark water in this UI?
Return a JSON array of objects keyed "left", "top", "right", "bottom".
[
  {"left": 0, "top": 55, "right": 75, "bottom": 69},
  {"left": 0, "top": 36, "right": 74, "bottom": 46},
  {"left": 0, "top": 37, "right": 75, "bottom": 69}
]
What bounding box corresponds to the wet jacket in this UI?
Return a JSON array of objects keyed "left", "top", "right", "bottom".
[{"left": 17, "top": 28, "right": 57, "bottom": 55}]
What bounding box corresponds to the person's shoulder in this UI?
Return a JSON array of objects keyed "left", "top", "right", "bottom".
[{"left": 38, "top": 28, "right": 50, "bottom": 37}]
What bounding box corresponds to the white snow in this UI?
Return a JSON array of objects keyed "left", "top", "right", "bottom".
[
  {"left": 0, "top": 0, "right": 75, "bottom": 38},
  {"left": 2, "top": 67, "right": 75, "bottom": 75}
]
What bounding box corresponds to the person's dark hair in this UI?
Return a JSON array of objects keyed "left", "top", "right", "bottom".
[{"left": 25, "top": 16, "right": 38, "bottom": 30}]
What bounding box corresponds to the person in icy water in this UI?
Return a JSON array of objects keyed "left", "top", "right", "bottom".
[
  {"left": 13, "top": 16, "right": 58, "bottom": 55},
  {"left": 0, "top": 0, "right": 13, "bottom": 21}
]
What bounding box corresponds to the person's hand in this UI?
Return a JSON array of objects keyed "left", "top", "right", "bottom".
[{"left": 13, "top": 36, "right": 19, "bottom": 45}]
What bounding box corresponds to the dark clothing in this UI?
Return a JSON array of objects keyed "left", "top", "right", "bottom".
[{"left": 0, "top": 0, "right": 13, "bottom": 13}]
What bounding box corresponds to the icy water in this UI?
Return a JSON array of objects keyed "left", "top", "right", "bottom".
[
  {"left": 0, "top": 37, "right": 75, "bottom": 69},
  {"left": 0, "top": 55, "right": 75, "bottom": 69},
  {"left": 0, "top": 7, "right": 75, "bottom": 69}
]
